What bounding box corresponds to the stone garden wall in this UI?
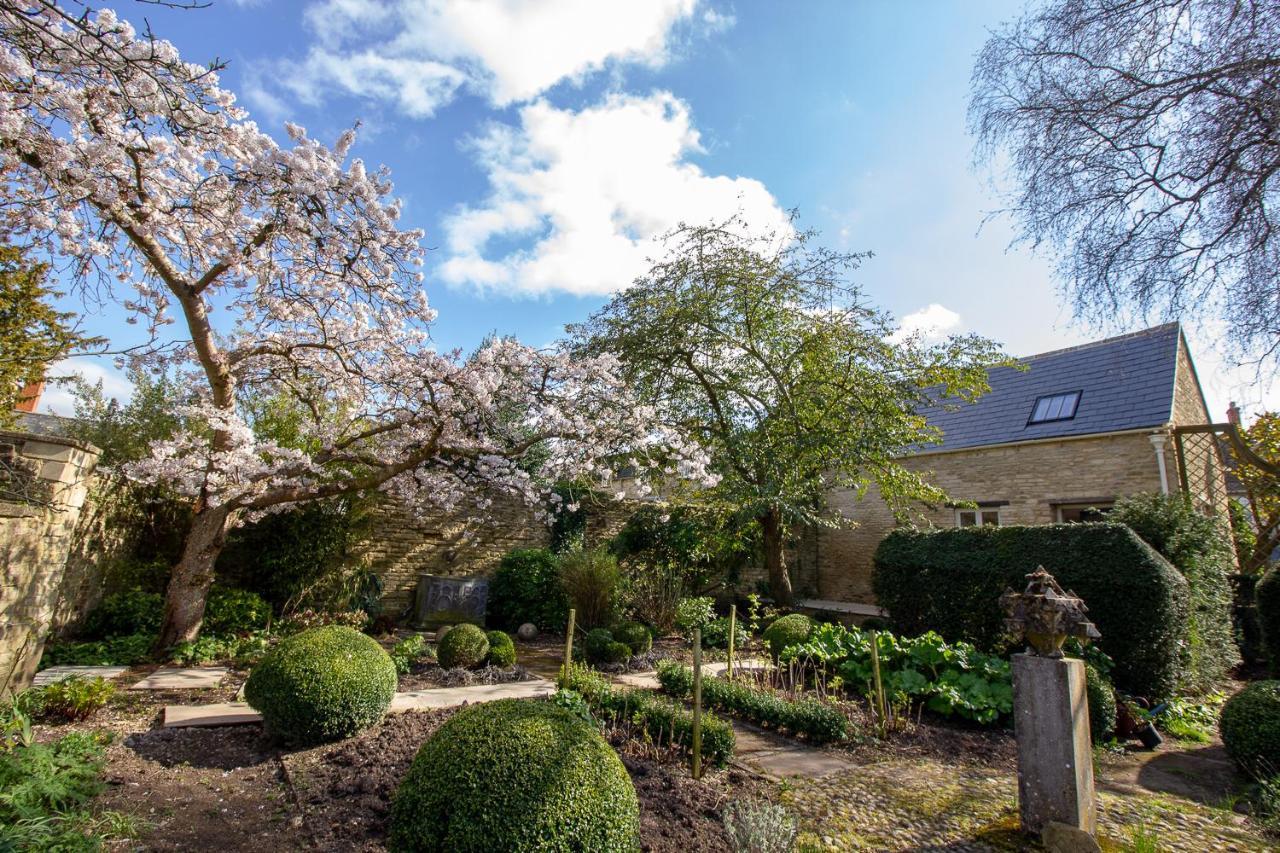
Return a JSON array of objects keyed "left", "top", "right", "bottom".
[{"left": 0, "top": 431, "right": 101, "bottom": 697}]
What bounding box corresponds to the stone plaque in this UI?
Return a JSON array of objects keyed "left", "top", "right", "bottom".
[{"left": 415, "top": 573, "right": 488, "bottom": 627}]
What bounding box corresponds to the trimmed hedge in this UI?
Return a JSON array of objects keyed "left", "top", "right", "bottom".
[
  {"left": 1220, "top": 681, "right": 1280, "bottom": 774},
  {"left": 389, "top": 699, "right": 639, "bottom": 852},
  {"left": 562, "top": 664, "right": 735, "bottom": 767},
  {"left": 484, "top": 631, "right": 516, "bottom": 667},
  {"left": 437, "top": 624, "right": 489, "bottom": 669},
  {"left": 1258, "top": 567, "right": 1280, "bottom": 674},
  {"left": 656, "top": 661, "right": 848, "bottom": 744},
  {"left": 583, "top": 629, "right": 631, "bottom": 665},
  {"left": 762, "top": 614, "right": 813, "bottom": 660},
  {"left": 873, "top": 524, "right": 1190, "bottom": 697},
  {"left": 244, "top": 626, "right": 397, "bottom": 745}
]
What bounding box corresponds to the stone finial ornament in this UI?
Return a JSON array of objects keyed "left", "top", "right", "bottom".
[{"left": 1000, "top": 567, "right": 1100, "bottom": 658}]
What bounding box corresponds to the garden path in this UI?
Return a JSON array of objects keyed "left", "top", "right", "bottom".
[{"left": 32, "top": 664, "right": 129, "bottom": 685}]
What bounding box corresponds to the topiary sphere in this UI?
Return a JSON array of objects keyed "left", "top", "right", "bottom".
[
  {"left": 583, "top": 628, "right": 615, "bottom": 662},
  {"left": 389, "top": 699, "right": 639, "bottom": 852},
  {"left": 485, "top": 630, "right": 517, "bottom": 667},
  {"left": 1220, "top": 681, "right": 1280, "bottom": 773},
  {"left": 1084, "top": 663, "right": 1117, "bottom": 743},
  {"left": 437, "top": 623, "right": 489, "bottom": 669},
  {"left": 612, "top": 622, "right": 652, "bottom": 656},
  {"left": 762, "top": 614, "right": 814, "bottom": 659},
  {"left": 243, "top": 626, "right": 397, "bottom": 746}
]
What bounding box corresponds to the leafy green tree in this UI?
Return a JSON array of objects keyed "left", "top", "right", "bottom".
[
  {"left": 0, "top": 246, "right": 99, "bottom": 425},
  {"left": 65, "top": 367, "right": 191, "bottom": 468},
  {"left": 1233, "top": 412, "right": 1280, "bottom": 574},
  {"left": 572, "top": 220, "right": 1007, "bottom": 604}
]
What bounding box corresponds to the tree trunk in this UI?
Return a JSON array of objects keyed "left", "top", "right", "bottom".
[
  {"left": 760, "top": 509, "right": 793, "bottom": 607},
  {"left": 155, "top": 505, "right": 234, "bottom": 650}
]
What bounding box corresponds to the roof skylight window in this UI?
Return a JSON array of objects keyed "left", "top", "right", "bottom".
[{"left": 1028, "top": 391, "right": 1081, "bottom": 424}]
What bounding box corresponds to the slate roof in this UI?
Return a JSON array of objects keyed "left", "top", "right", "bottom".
[{"left": 917, "top": 323, "right": 1183, "bottom": 453}]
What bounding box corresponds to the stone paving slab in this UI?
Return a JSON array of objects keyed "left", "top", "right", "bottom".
[
  {"left": 163, "top": 678, "right": 558, "bottom": 728},
  {"left": 130, "top": 666, "right": 229, "bottom": 690},
  {"left": 32, "top": 665, "right": 130, "bottom": 686}
]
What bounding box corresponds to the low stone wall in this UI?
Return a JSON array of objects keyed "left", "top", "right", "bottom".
[{"left": 0, "top": 431, "right": 100, "bottom": 697}]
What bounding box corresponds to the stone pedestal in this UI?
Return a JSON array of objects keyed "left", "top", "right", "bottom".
[{"left": 1012, "top": 654, "right": 1096, "bottom": 836}]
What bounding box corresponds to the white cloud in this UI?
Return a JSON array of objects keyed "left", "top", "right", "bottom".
[
  {"left": 256, "top": 0, "right": 716, "bottom": 116},
  {"left": 438, "top": 92, "right": 791, "bottom": 296},
  {"left": 38, "top": 358, "right": 134, "bottom": 417},
  {"left": 890, "top": 303, "right": 963, "bottom": 344}
]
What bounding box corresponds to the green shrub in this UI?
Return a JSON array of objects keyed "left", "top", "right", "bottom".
[
  {"left": 1258, "top": 567, "right": 1280, "bottom": 674},
  {"left": 873, "top": 524, "right": 1190, "bottom": 697},
  {"left": 488, "top": 548, "right": 569, "bottom": 632},
  {"left": 31, "top": 676, "right": 116, "bottom": 723},
  {"left": 611, "top": 621, "right": 652, "bottom": 656},
  {"left": 40, "top": 633, "right": 154, "bottom": 668},
  {"left": 550, "top": 689, "right": 595, "bottom": 726},
  {"left": 0, "top": 731, "right": 108, "bottom": 850},
  {"left": 436, "top": 623, "right": 489, "bottom": 669},
  {"left": 722, "top": 800, "right": 798, "bottom": 853},
  {"left": 562, "top": 664, "right": 735, "bottom": 767},
  {"left": 762, "top": 614, "right": 813, "bottom": 660},
  {"left": 702, "top": 616, "right": 748, "bottom": 650},
  {"left": 485, "top": 631, "right": 516, "bottom": 667},
  {"left": 391, "top": 634, "right": 428, "bottom": 675},
  {"left": 674, "top": 596, "right": 715, "bottom": 638},
  {"left": 202, "top": 587, "right": 271, "bottom": 635},
  {"left": 1110, "top": 493, "right": 1240, "bottom": 691},
  {"left": 559, "top": 547, "right": 622, "bottom": 630},
  {"left": 389, "top": 699, "right": 639, "bottom": 852},
  {"left": 167, "top": 633, "right": 258, "bottom": 665},
  {"left": 583, "top": 628, "right": 631, "bottom": 665},
  {"left": 82, "top": 590, "right": 163, "bottom": 638},
  {"left": 244, "top": 626, "right": 397, "bottom": 746},
  {"left": 1220, "top": 681, "right": 1280, "bottom": 773},
  {"left": 1084, "top": 664, "right": 1117, "bottom": 743},
  {"left": 657, "top": 661, "right": 849, "bottom": 744}
]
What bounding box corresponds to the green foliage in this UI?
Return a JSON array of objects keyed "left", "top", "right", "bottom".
[
  {"left": 28, "top": 677, "right": 116, "bottom": 723},
  {"left": 1229, "top": 498, "right": 1260, "bottom": 574},
  {"left": 701, "top": 616, "right": 748, "bottom": 650},
  {"left": 40, "top": 633, "right": 154, "bottom": 668},
  {"left": 583, "top": 629, "right": 631, "bottom": 665},
  {"left": 0, "top": 245, "right": 102, "bottom": 428},
  {"left": 81, "top": 590, "right": 163, "bottom": 639},
  {"left": 391, "top": 634, "right": 428, "bottom": 676},
  {"left": 722, "top": 799, "right": 799, "bottom": 853},
  {"left": 1258, "top": 566, "right": 1280, "bottom": 675},
  {"left": 1153, "top": 692, "right": 1226, "bottom": 743},
  {"left": 487, "top": 548, "right": 568, "bottom": 632},
  {"left": 167, "top": 632, "right": 269, "bottom": 666},
  {"left": 244, "top": 626, "right": 397, "bottom": 746},
  {"left": 762, "top": 614, "right": 813, "bottom": 660},
  {"left": 782, "top": 623, "right": 1014, "bottom": 724},
  {"left": 0, "top": 729, "right": 109, "bottom": 851},
  {"left": 1084, "top": 664, "right": 1117, "bottom": 743},
  {"left": 278, "top": 608, "right": 369, "bottom": 634},
  {"left": 389, "top": 699, "right": 639, "bottom": 852},
  {"left": 436, "top": 624, "right": 489, "bottom": 670},
  {"left": 570, "top": 220, "right": 1007, "bottom": 602},
  {"left": 674, "top": 596, "right": 716, "bottom": 639},
  {"left": 1110, "top": 493, "right": 1240, "bottom": 691},
  {"left": 202, "top": 587, "right": 271, "bottom": 635},
  {"left": 1220, "top": 681, "right": 1280, "bottom": 774},
  {"left": 611, "top": 622, "right": 653, "bottom": 656},
  {"left": 550, "top": 689, "right": 595, "bottom": 726},
  {"left": 484, "top": 631, "right": 516, "bottom": 668},
  {"left": 559, "top": 547, "right": 622, "bottom": 630},
  {"left": 65, "top": 365, "right": 188, "bottom": 469},
  {"left": 873, "top": 524, "right": 1190, "bottom": 697},
  {"left": 657, "top": 661, "right": 849, "bottom": 743},
  {"left": 610, "top": 504, "right": 753, "bottom": 609},
  {"left": 548, "top": 482, "right": 590, "bottom": 553},
  {"left": 561, "top": 664, "right": 735, "bottom": 767}
]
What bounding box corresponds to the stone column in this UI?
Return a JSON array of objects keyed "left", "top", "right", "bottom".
[{"left": 1011, "top": 653, "right": 1096, "bottom": 835}]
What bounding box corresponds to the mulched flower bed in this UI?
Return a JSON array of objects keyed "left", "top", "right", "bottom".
[{"left": 396, "top": 663, "right": 536, "bottom": 691}]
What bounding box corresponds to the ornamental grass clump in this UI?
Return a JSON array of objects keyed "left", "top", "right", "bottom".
[
  {"left": 389, "top": 699, "right": 639, "bottom": 852},
  {"left": 436, "top": 623, "right": 489, "bottom": 669},
  {"left": 244, "top": 626, "right": 396, "bottom": 746}
]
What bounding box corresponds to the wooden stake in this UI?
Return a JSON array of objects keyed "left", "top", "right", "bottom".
[
  {"left": 726, "top": 604, "right": 737, "bottom": 681},
  {"left": 869, "top": 628, "right": 888, "bottom": 737},
  {"left": 692, "top": 626, "right": 703, "bottom": 780},
  {"left": 561, "top": 608, "right": 576, "bottom": 687}
]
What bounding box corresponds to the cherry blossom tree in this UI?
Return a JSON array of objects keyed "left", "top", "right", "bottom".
[{"left": 0, "top": 2, "right": 709, "bottom": 647}]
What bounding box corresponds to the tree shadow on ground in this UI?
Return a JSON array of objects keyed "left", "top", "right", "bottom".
[
  {"left": 125, "top": 724, "right": 278, "bottom": 770},
  {"left": 1100, "top": 743, "right": 1240, "bottom": 806}
]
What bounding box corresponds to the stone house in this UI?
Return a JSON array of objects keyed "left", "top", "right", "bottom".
[{"left": 808, "top": 323, "right": 1228, "bottom": 606}]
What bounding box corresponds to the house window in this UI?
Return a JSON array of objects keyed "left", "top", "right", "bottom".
[
  {"left": 1055, "top": 503, "right": 1113, "bottom": 523},
  {"left": 1028, "top": 391, "right": 1082, "bottom": 425},
  {"left": 956, "top": 508, "right": 1001, "bottom": 527}
]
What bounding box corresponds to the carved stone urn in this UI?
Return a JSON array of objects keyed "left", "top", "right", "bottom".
[{"left": 999, "top": 567, "right": 1100, "bottom": 657}]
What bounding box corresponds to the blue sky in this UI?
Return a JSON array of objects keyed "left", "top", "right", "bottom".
[{"left": 42, "top": 0, "right": 1278, "bottom": 419}]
